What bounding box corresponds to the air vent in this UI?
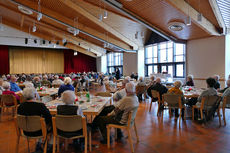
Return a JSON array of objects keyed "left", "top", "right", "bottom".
[{"left": 18, "top": 6, "right": 33, "bottom": 15}]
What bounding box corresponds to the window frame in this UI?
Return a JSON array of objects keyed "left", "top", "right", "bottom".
[{"left": 107, "top": 52, "right": 123, "bottom": 75}]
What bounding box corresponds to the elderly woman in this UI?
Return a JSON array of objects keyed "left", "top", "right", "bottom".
[
  {"left": 58, "top": 77, "right": 75, "bottom": 97},
  {"left": 136, "top": 76, "right": 146, "bottom": 102},
  {"left": 185, "top": 75, "right": 194, "bottom": 86},
  {"left": 10, "top": 75, "right": 22, "bottom": 92},
  {"left": 168, "top": 80, "right": 185, "bottom": 118},
  {"left": 52, "top": 75, "right": 64, "bottom": 86},
  {"left": 41, "top": 75, "right": 51, "bottom": 87},
  {"left": 33, "top": 76, "right": 41, "bottom": 88},
  {"left": 2, "top": 81, "right": 20, "bottom": 105}
]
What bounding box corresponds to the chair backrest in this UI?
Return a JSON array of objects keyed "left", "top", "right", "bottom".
[
  {"left": 75, "top": 92, "right": 88, "bottom": 97},
  {"left": 136, "top": 85, "right": 146, "bottom": 95},
  {"left": 1, "top": 94, "right": 17, "bottom": 106},
  {"left": 55, "top": 115, "right": 83, "bottom": 132},
  {"left": 163, "top": 93, "right": 182, "bottom": 108},
  {"left": 223, "top": 96, "right": 230, "bottom": 108},
  {"left": 16, "top": 115, "right": 42, "bottom": 132},
  {"left": 42, "top": 96, "right": 53, "bottom": 103},
  {"left": 95, "top": 92, "right": 112, "bottom": 97},
  {"left": 202, "top": 95, "right": 220, "bottom": 109},
  {"left": 127, "top": 106, "right": 139, "bottom": 127}
]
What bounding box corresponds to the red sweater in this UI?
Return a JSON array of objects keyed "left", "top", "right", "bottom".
[{"left": 2, "top": 90, "right": 20, "bottom": 103}]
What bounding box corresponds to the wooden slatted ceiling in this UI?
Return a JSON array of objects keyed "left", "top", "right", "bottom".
[
  {"left": 74, "top": 0, "right": 149, "bottom": 47},
  {"left": 118, "top": 0, "right": 211, "bottom": 40}
]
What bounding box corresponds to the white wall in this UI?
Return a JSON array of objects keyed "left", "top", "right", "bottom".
[
  {"left": 123, "top": 52, "right": 137, "bottom": 76},
  {"left": 138, "top": 47, "right": 145, "bottom": 77},
  {"left": 225, "top": 34, "right": 230, "bottom": 80},
  {"left": 96, "top": 55, "right": 107, "bottom": 73},
  {"left": 187, "top": 36, "right": 226, "bottom": 88}
]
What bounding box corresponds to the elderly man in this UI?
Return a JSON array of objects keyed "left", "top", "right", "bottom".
[
  {"left": 113, "top": 76, "right": 130, "bottom": 103},
  {"left": 219, "top": 79, "right": 230, "bottom": 93},
  {"left": 136, "top": 76, "right": 146, "bottom": 101},
  {"left": 222, "top": 80, "right": 230, "bottom": 97},
  {"left": 147, "top": 77, "right": 168, "bottom": 101},
  {"left": 41, "top": 75, "right": 51, "bottom": 87},
  {"left": 10, "top": 75, "right": 22, "bottom": 92},
  {"left": 96, "top": 82, "right": 139, "bottom": 144},
  {"left": 52, "top": 75, "right": 64, "bottom": 86},
  {"left": 213, "top": 75, "right": 221, "bottom": 90}
]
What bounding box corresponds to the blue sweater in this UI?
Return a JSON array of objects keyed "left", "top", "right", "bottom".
[
  {"left": 58, "top": 84, "right": 75, "bottom": 97},
  {"left": 10, "top": 82, "right": 22, "bottom": 92}
]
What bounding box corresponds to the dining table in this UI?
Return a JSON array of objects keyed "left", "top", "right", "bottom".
[{"left": 37, "top": 87, "right": 58, "bottom": 97}]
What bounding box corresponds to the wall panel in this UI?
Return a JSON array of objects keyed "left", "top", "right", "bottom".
[{"left": 9, "top": 47, "right": 64, "bottom": 74}]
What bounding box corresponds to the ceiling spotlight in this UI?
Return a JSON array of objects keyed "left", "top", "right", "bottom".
[
  {"left": 103, "top": 11, "right": 108, "bottom": 19},
  {"left": 49, "top": 41, "right": 51, "bottom": 44},
  {"left": 42, "top": 40, "right": 46, "bottom": 44},
  {"left": 56, "top": 41, "right": 59, "bottom": 45},
  {"left": 168, "top": 22, "right": 185, "bottom": 31},
  {"left": 197, "top": 13, "right": 202, "bottom": 22},
  {"left": 74, "top": 51, "right": 78, "bottom": 56},
  {"left": 37, "top": 13, "right": 42, "bottom": 21},
  {"left": 34, "top": 39, "right": 37, "bottom": 44},
  {"left": 99, "top": 14, "right": 103, "bottom": 21},
  {"left": 186, "top": 16, "right": 191, "bottom": 26},
  {"left": 32, "top": 24, "right": 36, "bottom": 32},
  {"left": 74, "top": 29, "right": 79, "bottom": 36}
]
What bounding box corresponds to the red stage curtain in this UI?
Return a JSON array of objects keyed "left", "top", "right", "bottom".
[
  {"left": 64, "top": 50, "right": 96, "bottom": 73},
  {"left": 0, "top": 45, "right": 9, "bottom": 75}
]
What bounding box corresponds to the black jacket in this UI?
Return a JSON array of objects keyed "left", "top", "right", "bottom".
[{"left": 147, "top": 83, "right": 168, "bottom": 101}]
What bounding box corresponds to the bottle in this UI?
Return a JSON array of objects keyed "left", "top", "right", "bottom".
[{"left": 86, "top": 92, "right": 90, "bottom": 102}]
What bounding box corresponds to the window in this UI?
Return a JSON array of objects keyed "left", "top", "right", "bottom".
[
  {"left": 145, "top": 41, "right": 186, "bottom": 78},
  {"left": 107, "top": 52, "right": 123, "bottom": 75}
]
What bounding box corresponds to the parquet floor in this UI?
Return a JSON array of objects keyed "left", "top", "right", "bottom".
[{"left": 1, "top": 99, "right": 230, "bottom": 153}]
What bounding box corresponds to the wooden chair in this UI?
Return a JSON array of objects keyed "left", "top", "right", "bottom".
[
  {"left": 52, "top": 115, "right": 91, "bottom": 153},
  {"left": 219, "top": 95, "right": 230, "bottom": 126},
  {"left": 162, "top": 93, "right": 185, "bottom": 127},
  {"left": 192, "top": 95, "right": 221, "bottom": 126},
  {"left": 107, "top": 107, "right": 139, "bottom": 153},
  {"left": 1, "top": 94, "right": 18, "bottom": 120},
  {"left": 135, "top": 85, "right": 147, "bottom": 102},
  {"left": 75, "top": 91, "right": 88, "bottom": 97},
  {"left": 149, "top": 90, "right": 161, "bottom": 115},
  {"left": 14, "top": 115, "right": 48, "bottom": 153}
]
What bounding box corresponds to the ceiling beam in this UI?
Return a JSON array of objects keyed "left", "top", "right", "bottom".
[
  {"left": 2, "top": 19, "right": 97, "bottom": 57},
  {"left": 61, "top": 0, "right": 139, "bottom": 50},
  {"left": 10, "top": 0, "right": 132, "bottom": 51},
  {"left": 165, "top": 0, "right": 221, "bottom": 36},
  {"left": 209, "top": 0, "right": 225, "bottom": 34}
]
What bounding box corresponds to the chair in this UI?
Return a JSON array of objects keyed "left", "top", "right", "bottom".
[
  {"left": 52, "top": 115, "right": 91, "bottom": 153},
  {"left": 107, "top": 107, "right": 139, "bottom": 153},
  {"left": 192, "top": 95, "right": 221, "bottom": 126},
  {"left": 219, "top": 95, "right": 230, "bottom": 126},
  {"left": 135, "top": 85, "right": 147, "bottom": 102},
  {"left": 14, "top": 115, "right": 48, "bottom": 153},
  {"left": 149, "top": 90, "right": 161, "bottom": 115},
  {"left": 75, "top": 91, "right": 88, "bottom": 97},
  {"left": 1, "top": 94, "right": 18, "bottom": 120},
  {"left": 162, "top": 93, "right": 185, "bottom": 127},
  {"left": 95, "top": 92, "right": 112, "bottom": 97}
]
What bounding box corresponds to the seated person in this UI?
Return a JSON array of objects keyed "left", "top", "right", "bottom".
[
  {"left": 10, "top": 75, "right": 22, "bottom": 92},
  {"left": 95, "top": 82, "right": 139, "bottom": 144},
  {"left": 185, "top": 75, "right": 194, "bottom": 86},
  {"left": 219, "top": 79, "right": 230, "bottom": 93},
  {"left": 147, "top": 77, "right": 168, "bottom": 101},
  {"left": 52, "top": 75, "right": 64, "bottom": 86},
  {"left": 57, "top": 90, "right": 84, "bottom": 147},
  {"left": 2, "top": 81, "right": 20, "bottom": 105},
  {"left": 33, "top": 76, "right": 42, "bottom": 88},
  {"left": 147, "top": 75, "right": 156, "bottom": 89},
  {"left": 17, "top": 87, "right": 52, "bottom": 137},
  {"left": 213, "top": 75, "right": 221, "bottom": 90},
  {"left": 130, "top": 72, "right": 135, "bottom": 79},
  {"left": 41, "top": 75, "right": 51, "bottom": 87},
  {"left": 58, "top": 77, "right": 75, "bottom": 97},
  {"left": 0, "top": 78, "right": 3, "bottom": 95},
  {"left": 113, "top": 77, "right": 130, "bottom": 104},
  {"left": 222, "top": 81, "right": 230, "bottom": 98},
  {"left": 136, "top": 76, "right": 146, "bottom": 101},
  {"left": 72, "top": 77, "right": 81, "bottom": 92},
  {"left": 168, "top": 81, "right": 185, "bottom": 117},
  {"left": 197, "top": 77, "right": 217, "bottom": 105}
]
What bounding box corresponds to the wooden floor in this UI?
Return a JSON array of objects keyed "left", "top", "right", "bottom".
[{"left": 1, "top": 99, "right": 230, "bottom": 153}]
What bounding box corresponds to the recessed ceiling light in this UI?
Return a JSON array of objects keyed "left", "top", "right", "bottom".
[
  {"left": 18, "top": 6, "right": 33, "bottom": 15},
  {"left": 168, "top": 22, "right": 185, "bottom": 32}
]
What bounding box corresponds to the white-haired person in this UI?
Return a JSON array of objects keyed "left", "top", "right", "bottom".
[
  {"left": 58, "top": 77, "right": 74, "bottom": 97},
  {"left": 2, "top": 81, "right": 20, "bottom": 105},
  {"left": 168, "top": 80, "right": 185, "bottom": 118},
  {"left": 222, "top": 80, "right": 230, "bottom": 98},
  {"left": 185, "top": 75, "right": 194, "bottom": 86},
  {"left": 24, "top": 82, "right": 40, "bottom": 101},
  {"left": 17, "top": 87, "right": 52, "bottom": 151},
  {"left": 213, "top": 74, "right": 221, "bottom": 90},
  {"left": 41, "top": 75, "right": 51, "bottom": 87},
  {"left": 136, "top": 76, "right": 146, "bottom": 102},
  {"left": 10, "top": 75, "right": 22, "bottom": 92},
  {"left": 33, "top": 76, "right": 42, "bottom": 88},
  {"left": 52, "top": 75, "right": 64, "bottom": 86},
  {"left": 95, "top": 82, "right": 139, "bottom": 144},
  {"left": 219, "top": 79, "right": 230, "bottom": 93},
  {"left": 113, "top": 76, "right": 130, "bottom": 102}
]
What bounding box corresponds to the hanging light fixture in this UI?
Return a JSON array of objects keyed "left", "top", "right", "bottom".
[
  {"left": 186, "top": 0, "right": 191, "bottom": 26},
  {"left": 197, "top": 0, "right": 202, "bottom": 22},
  {"left": 74, "top": 29, "right": 79, "bottom": 36},
  {"left": 103, "top": 11, "right": 108, "bottom": 18},
  {"left": 99, "top": 14, "right": 103, "bottom": 21},
  {"left": 32, "top": 23, "right": 36, "bottom": 32}
]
